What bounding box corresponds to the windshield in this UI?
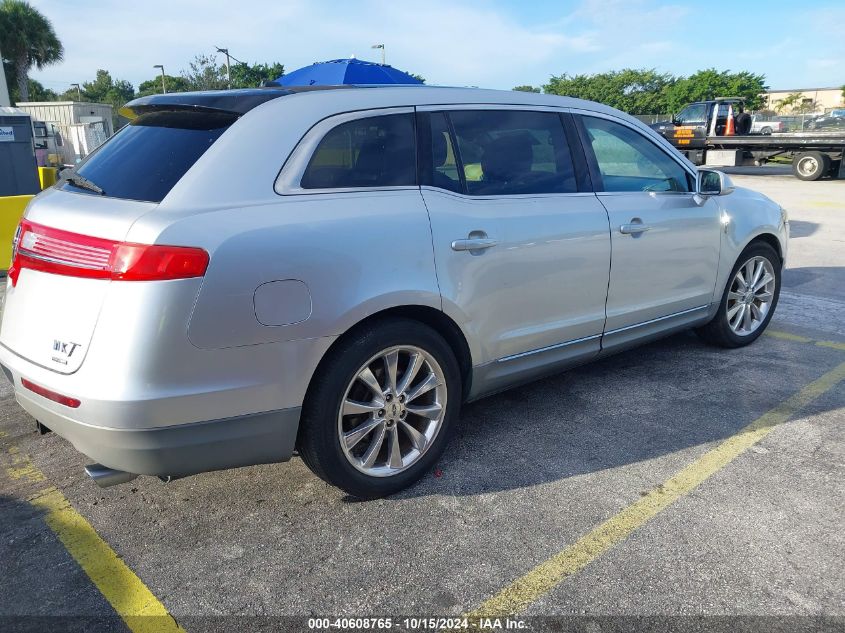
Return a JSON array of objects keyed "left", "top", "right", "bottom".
[{"left": 61, "top": 110, "right": 238, "bottom": 203}]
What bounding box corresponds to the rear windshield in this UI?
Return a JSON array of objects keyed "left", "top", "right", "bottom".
[{"left": 61, "top": 110, "right": 238, "bottom": 203}]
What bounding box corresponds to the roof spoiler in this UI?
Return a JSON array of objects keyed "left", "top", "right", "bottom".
[{"left": 120, "top": 88, "right": 295, "bottom": 120}]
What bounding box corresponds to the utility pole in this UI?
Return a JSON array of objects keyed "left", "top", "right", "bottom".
[
  {"left": 153, "top": 65, "right": 167, "bottom": 93},
  {"left": 215, "top": 47, "right": 232, "bottom": 89},
  {"left": 0, "top": 45, "right": 10, "bottom": 106},
  {"left": 371, "top": 43, "right": 385, "bottom": 65}
]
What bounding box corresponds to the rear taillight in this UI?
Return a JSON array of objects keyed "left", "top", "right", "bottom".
[
  {"left": 8, "top": 220, "right": 208, "bottom": 286},
  {"left": 21, "top": 378, "right": 81, "bottom": 408}
]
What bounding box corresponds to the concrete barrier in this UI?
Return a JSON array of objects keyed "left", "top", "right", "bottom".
[{"left": 0, "top": 195, "right": 33, "bottom": 269}]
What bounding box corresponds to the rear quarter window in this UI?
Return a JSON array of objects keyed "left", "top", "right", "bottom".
[{"left": 61, "top": 110, "right": 237, "bottom": 203}]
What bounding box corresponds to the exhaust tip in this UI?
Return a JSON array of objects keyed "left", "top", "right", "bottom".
[{"left": 84, "top": 463, "right": 139, "bottom": 488}]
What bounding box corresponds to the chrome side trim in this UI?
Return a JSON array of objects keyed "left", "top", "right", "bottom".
[
  {"left": 603, "top": 305, "right": 709, "bottom": 337},
  {"left": 497, "top": 333, "right": 602, "bottom": 364}
]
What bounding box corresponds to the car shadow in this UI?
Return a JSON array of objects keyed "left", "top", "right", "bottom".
[
  {"left": 0, "top": 494, "right": 126, "bottom": 631},
  {"left": 787, "top": 220, "right": 819, "bottom": 239},
  {"left": 782, "top": 265, "right": 845, "bottom": 303},
  {"left": 385, "top": 327, "right": 840, "bottom": 500},
  {"left": 721, "top": 165, "right": 792, "bottom": 177}
]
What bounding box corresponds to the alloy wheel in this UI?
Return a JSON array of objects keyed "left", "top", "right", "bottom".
[
  {"left": 337, "top": 345, "right": 447, "bottom": 477},
  {"left": 726, "top": 256, "right": 776, "bottom": 336}
]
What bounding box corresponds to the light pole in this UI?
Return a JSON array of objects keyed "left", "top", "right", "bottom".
[
  {"left": 0, "top": 44, "right": 10, "bottom": 106},
  {"left": 215, "top": 47, "right": 232, "bottom": 89},
  {"left": 371, "top": 43, "right": 385, "bottom": 65},
  {"left": 153, "top": 65, "right": 166, "bottom": 93},
  {"left": 70, "top": 83, "right": 81, "bottom": 100}
]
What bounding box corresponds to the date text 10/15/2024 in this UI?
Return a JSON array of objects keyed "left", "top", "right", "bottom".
[{"left": 307, "top": 617, "right": 528, "bottom": 630}]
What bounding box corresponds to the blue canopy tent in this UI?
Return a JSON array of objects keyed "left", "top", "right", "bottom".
[{"left": 274, "top": 58, "right": 423, "bottom": 86}]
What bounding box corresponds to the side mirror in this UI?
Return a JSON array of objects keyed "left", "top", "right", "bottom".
[
  {"left": 697, "top": 169, "right": 735, "bottom": 196},
  {"left": 671, "top": 115, "right": 680, "bottom": 125}
]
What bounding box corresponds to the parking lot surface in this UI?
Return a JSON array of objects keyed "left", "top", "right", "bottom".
[{"left": 2, "top": 170, "right": 844, "bottom": 632}]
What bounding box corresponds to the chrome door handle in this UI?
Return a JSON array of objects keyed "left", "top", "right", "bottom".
[
  {"left": 619, "top": 223, "right": 650, "bottom": 235},
  {"left": 451, "top": 238, "right": 498, "bottom": 252}
]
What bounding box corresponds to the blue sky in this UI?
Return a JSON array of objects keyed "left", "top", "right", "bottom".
[{"left": 25, "top": 0, "right": 845, "bottom": 93}]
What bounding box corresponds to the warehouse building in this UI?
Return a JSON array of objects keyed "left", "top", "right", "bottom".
[{"left": 15, "top": 101, "right": 114, "bottom": 167}]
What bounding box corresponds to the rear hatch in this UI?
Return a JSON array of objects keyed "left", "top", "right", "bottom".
[{"left": 0, "top": 108, "right": 236, "bottom": 374}]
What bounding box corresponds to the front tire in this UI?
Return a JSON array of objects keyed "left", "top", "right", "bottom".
[
  {"left": 297, "top": 318, "right": 461, "bottom": 499},
  {"left": 696, "top": 242, "right": 781, "bottom": 348}
]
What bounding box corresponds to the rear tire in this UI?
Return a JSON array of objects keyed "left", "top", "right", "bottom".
[
  {"left": 696, "top": 242, "right": 781, "bottom": 348},
  {"left": 793, "top": 151, "right": 830, "bottom": 181},
  {"left": 297, "top": 318, "right": 461, "bottom": 499},
  {"left": 760, "top": 126, "right": 772, "bottom": 135}
]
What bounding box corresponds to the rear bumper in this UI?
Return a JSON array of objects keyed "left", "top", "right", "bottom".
[{"left": 12, "top": 387, "right": 300, "bottom": 477}]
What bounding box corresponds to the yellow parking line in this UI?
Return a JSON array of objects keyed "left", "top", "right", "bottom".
[
  {"left": 465, "top": 360, "right": 845, "bottom": 619},
  {"left": 765, "top": 330, "right": 813, "bottom": 343},
  {"left": 817, "top": 340, "right": 845, "bottom": 352},
  {"left": 4, "top": 451, "right": 184, "bottom": 633},
  {"left": 766, "top": 330, "right": 845, "bottom": 352}
]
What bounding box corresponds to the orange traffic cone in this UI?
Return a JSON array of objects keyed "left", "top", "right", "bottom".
[{"left": 725, "top": 109, "right": 736, "bottom": 136}]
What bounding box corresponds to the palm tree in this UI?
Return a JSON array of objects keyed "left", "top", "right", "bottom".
[{"left": 0, "top": 0, "right": 63, "bottom": 102}]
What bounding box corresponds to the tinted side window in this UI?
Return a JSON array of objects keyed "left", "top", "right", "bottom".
[
  {"left": 301, "top": 114, "right": 416, "bottom": 189},
  {"left": 676, "top": 103, "right": 707, "bottom": 125},
  {"left": 581, "top": 116, "right": 691, "bottom": 193},
  {"left": 64, "top": 110, "right": 237, "bottom": 203},
  {"left": 449, "top": 110, "right": 577, "bottom": 195}
]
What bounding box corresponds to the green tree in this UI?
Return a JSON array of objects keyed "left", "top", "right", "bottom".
[
  {"left": 136, "top": 74, "right": 192, "bottom": 97},
  {"left": 663, "top": 69, "right": 767, "bottom": 113},
  {"left": 3, "top": 58, "right": 58, "bottom": 101},
  {"left": 544, "top": 69, "right": 674, "bottom": 114},
  {"left": 57, "top": 69, "right": 133, "bottom": 126},
  {"left": 774, "top": 92, "right": 804, "bottom": 113},
  {"left": 513, "top": 85, "right": 541, "bottom": 93},
  {"left": 408, "top": 73, "right": 425, "bottom": 84},
  {"left": 182, "top": 54, "right": 227, "bottom": 90},
  {"left": 0, "top": 0, "right": 63, "bottom": 102},
  {"left": 229, "top": 61, "right": 284, "bottom": 88}
]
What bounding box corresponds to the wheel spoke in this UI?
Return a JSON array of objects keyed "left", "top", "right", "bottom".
[
  {"left": 743, "top": 304, "right": 752, "bottom": 331},
  {"left": 344, "top": 418, "right": 382, "bottom": 450},
  {"left": 727, "top": 302, "right": 743, "bottom": 320},
  {"left": 755, "top": 290, "right": 773, "bottom": 301},
  {"left": 751, "top": 259, "right": 764, "bottom": 287},
  {"left": 727, "top": 291, "right": 743, "bottom": 302},
  {"left": 406, "top": 402, "right": 442, "bottom": 420},
  {"left": 400, "top": 420, "right": 427, "bottom": 452},
  {"left": 731, "top": 304, "right": 746, "bottom": 329},
  {"left": 360, "top": 423, "right": 386, "bottom": 468},
  {"left": 396, "top": 351, "right": 424, "bottom": 395},
  {"left": 383, "top": 351, "right": 399, "bottom": 395},
  {"left": 744, "top": 260, "right": 755, "bottom": 285},
  {"left": 735, "top": 270, "right": 746, "bottom": 287},
  {"left": 387, "top": 426, "right": 403, "bottom": 469},
  {"left": 750, "top": 303, "right": 763, "bottom": 321},
  {"left": 342, "top": 398, "right": 384, "bottom": 416},
  {"left": 357, "top": 366, "right": 385, "bottom": 399},
  {"left": 753, "top": 273, "right": 774, "bottom": 292},
  {"left": 404, "top": 371, "right": 440, "bottom": 403}
]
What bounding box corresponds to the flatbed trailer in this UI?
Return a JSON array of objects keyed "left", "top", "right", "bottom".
[{"left": 655, "top": 98, "right": 845, "bottom": 181}]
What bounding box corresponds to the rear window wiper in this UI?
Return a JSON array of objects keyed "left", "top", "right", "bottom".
[{"left": 59, "top": 171, "right": 106, "bottom": 196}]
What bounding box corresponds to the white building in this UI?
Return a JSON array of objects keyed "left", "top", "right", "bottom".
[{"left": 15, "top": 101, "right": 114, "bottom": 166}]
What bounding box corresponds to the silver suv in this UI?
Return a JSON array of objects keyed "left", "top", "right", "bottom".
[{"left": 0, "top": 86, "right": 788, "bottom": 498}]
